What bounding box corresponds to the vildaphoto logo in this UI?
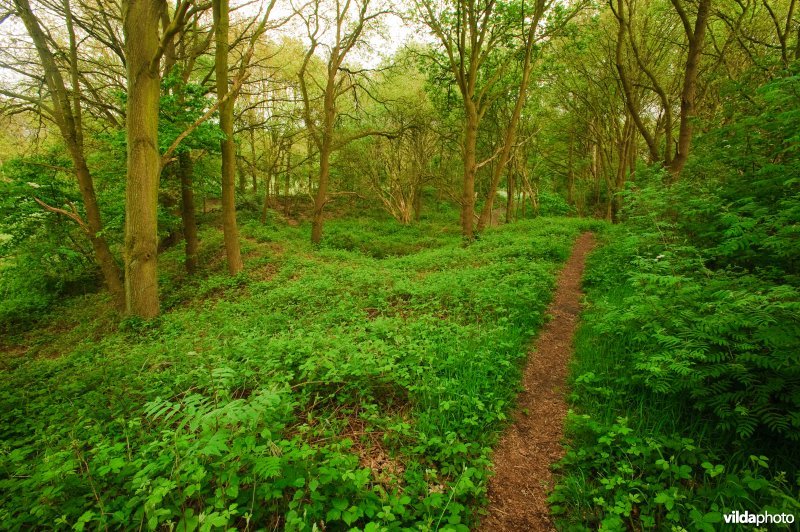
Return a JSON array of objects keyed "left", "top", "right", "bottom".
[{"left": 723, "top": 510, "right": 795, "bottom": 525}]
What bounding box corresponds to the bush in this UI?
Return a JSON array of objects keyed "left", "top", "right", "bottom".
[
  {"left": 536, "top": 191, "right": 577, "bottom": 217},
  {"left": 552, "top": 72, "right": 800, "bottom": 530}
]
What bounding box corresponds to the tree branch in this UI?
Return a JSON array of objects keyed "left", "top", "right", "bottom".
[
  {"left": 160, "top": 72, "right": 249, "bottom": 166},
  {"left": 34, "top": 197, "right": 89, "bottom": 233}
]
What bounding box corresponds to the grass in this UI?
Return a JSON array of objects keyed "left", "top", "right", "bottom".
[{"left": 0, "top": 208, "right": 602, "bottom": 530}]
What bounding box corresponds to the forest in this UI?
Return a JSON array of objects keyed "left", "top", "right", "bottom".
[{"left": 0, "top": 0, "right": 798, "bottom": 529}]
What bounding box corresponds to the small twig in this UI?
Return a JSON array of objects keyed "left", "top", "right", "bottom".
[{"left": 20, "top": 160, "right": 76, "bottom": 174}]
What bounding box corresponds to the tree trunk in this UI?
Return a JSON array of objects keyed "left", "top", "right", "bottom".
[
  {"left": 461, "top": 101, "right": 478, "bottom": 240},
  {"left": 274, "top": 161, "right": 281, "bottom": 199},
  {"left": 15, "top": 0, "right": 124, "bottom": 308},
  {"left": 307, "top": 135, "right": 314, "bottom": 194},
  {"left": 413, "top": 184, "right": 422, "bottom": 222},
  {"left": 123, "top": 0, "right": 161, "bottom": 318},
  {"left": 668, "top": 0, "right": 711, "bottom": 175},
  {"left": 795, "top": 22, "right": 800, "bottom": 61},
  {"left": 613, "top": 116, "right": 633, "bottom": 221},
  {"left": 178, "top": 150, "right": 198, "bottom": 274},
  {"left": 214, "top": 0, "right": 243, "bottom": 274},
  {"left": 284, "top": 148, "right": 291, "bottom": 217},
  {"left": 311, "top": 69, "right": 336, "bottom": 245},
  {"left": 311, "top": 134, "right": 332, "bottom": 244},
  {"left": 622, "top": 0, "right": 673, "bottom": 166},
  {"left": 505, "top": 170, "right": 514, "bottom": 223},
  {"left": 250, "top": 128, "right": 258, "bottom": 194},
  {"left": 613, "top": 0, "right": 661, "bottom": 163},
  {"left": 82, "top": 188, "right": 125, "bottom": 305},
  {"left": 476, "top": 14, "right": 540, "bottom": 232}
]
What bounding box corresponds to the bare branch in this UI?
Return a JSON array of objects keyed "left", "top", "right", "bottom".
[{"left": 34, "top": 197, "right": 89, "bottom": 233}]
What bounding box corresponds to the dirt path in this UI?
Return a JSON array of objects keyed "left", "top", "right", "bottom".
[{"left": 479, "top": 232, "right": 596, "bottom": 531}]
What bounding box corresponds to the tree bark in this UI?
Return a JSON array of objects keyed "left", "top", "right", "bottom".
[
  {"left": 214, "top": 0, "right": 243, "bottom": 274},
  {"left": 311, "top": 126, "right": 333, "bottom": 244},
  {"left": 178, "top": 150, "right": 198, "bottom": 274},
  {"left": 505, "top": 169, "right": 514, "bottom": 223},
  {"left": 668, "top": 0, "right": 712, "bottom": 175},
  {"left": 123, "top": 0, "right": 162, "bottom": 318},
  {"left": 461, "top": 100, "right": 478, "bottom": 240}
]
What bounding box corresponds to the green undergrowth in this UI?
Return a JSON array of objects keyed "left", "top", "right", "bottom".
[
  {"left": 552, "top": 229, "right": 800, "bottom": 530},
  {"left": 553, "top": 72, "right": 800, "bottom": 531},
  {"left": 0, "top": 212, "right": 601, "bottom": 530}
]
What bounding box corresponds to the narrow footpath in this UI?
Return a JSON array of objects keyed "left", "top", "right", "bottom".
[{"left": 480, "top": 232, "right": 596, "bottom": 531}]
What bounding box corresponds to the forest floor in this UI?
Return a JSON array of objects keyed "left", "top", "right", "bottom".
[
  {"left": 0, "top": 208, "right": 607, "bottom": 529},
  {"left": 480, "top": 232, "right": 595, "bottom": 531}
]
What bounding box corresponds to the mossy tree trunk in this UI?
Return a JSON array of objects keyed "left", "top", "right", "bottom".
[
  {"left": 178, "top": 150, "right": 199, "bottom": 274},
  {"left": 310, "top": 77, "right": 336, "bottom": 245},
  {"left": 461, "top": 99, "right": 478, "bottom": 240},
  {"left": 123, "top": 0, "right": 162, "bottom": 318},
  {"left": 214, "top": 0, "right": 243, "bottom": 274}
]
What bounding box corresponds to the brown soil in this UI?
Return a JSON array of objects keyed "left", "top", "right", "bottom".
[{"left": 479, "top": 232, "right": 596, "bottom": 531}]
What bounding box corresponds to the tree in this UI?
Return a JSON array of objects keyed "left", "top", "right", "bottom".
[
  {"left": 610, "top": 0, "right": 662, "bottom": 165},
  {"left": 297, "top": 0, "right": 389, "bottom": 244},
  {"left": 213, "top": 0, "right": 278, "bottom": 272},
  {"left": 416, "top": 0, "right": 571, "bottom": 238},
  {"left": 667, "top": 0, "right": 712, "bottom": 175},
  {"left": 10, "top": 0, "right": 125, "bottom": 306},
  {"left": 162, "top": 14, "right": 215, "bottom": 275},
  {"left": 415, "top": 0, "right": 508, "bottom": 239},
  {"left": 530, "top": 4, "right": 636, "bottom": 218},
  {"left": 339, "top": 59, "right": 440, "bottom": 223},
  {"left": 122, "top": 0, "right": 168, "bottom": 318},
  {"left": 229, "top": 36, "right": 304, "bottom": 222},
  {"left": 213, "top": 0, "right": 243, "bottom": 275},
  {"left": 476, "top": 0, "right": 552, "bottom": 231}
]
